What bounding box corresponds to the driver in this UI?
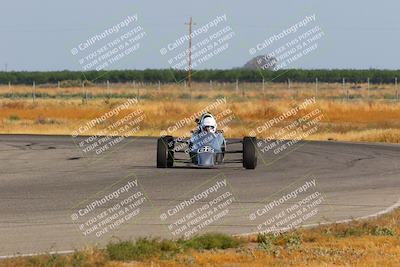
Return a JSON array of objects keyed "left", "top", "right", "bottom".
[
  {"left": 190, "top": 113, "right": 223, "bottom": 149},
  {"left": 189, "top": 112, "right": 225, "bottom": 164},
  {"left": 201, "top": 116, "right": 217, "bottom": 133}
]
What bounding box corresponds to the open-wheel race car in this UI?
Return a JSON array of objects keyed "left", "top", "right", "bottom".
[{"left": 157, "top": 113, "right": 257, "bottom": 169}]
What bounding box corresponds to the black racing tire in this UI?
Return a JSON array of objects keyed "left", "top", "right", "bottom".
[
  {"left": 157, "top": 136, "right": 174, "bottom": 168},
  {"left": 243, "top": 136, "right": 257, "bottom": 169}
]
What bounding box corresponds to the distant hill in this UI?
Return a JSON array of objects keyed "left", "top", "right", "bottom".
[{"left": 243, "top": 55, "right": 277, "bottom": 70}]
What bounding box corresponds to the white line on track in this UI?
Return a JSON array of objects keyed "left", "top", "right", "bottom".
[{"left": 235, "top": 197, "right": 400, "bottom": 237}]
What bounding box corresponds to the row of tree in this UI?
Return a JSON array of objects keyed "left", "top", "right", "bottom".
[{"left": 0, "top": 69, "right": 399, "bottom": 85}]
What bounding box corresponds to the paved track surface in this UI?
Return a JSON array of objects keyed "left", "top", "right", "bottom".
[{"left": 0, "top": 135, "right": 399, "bottom": 256}]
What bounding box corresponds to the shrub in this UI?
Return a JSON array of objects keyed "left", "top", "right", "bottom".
[
  {"left": 182, "top": 233, "right": 241, "bottom": 250},
  {"left": 8, "top": 115, "right": 20, "bottom": 121},
  {"left": 257, "top": 233, "right": 274, "bottom": 252},
  {"left": 107, "top": 238, "right": 183, "bottom": 261},
  {"left": 371, "top": 226, "right": 395, "bottom": 236}
]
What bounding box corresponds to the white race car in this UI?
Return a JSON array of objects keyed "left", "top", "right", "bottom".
[{"left": 157, "top": 113, "right": 257, "bottom": 169}]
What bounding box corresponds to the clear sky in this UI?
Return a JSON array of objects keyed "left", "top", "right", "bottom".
[{"left": 1, "top": 0, "right": 399, "bottom": 71}]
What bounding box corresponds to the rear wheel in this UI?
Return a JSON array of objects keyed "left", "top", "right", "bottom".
[
  {"left": 157, "top": 136, "right": 174, "bottom": 168},
  {"left": 243, "top": 137, "right": 257, "bottom": 169}
]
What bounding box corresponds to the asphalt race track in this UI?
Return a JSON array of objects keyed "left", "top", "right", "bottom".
[{"left": 0, "top": 134, "right": 399, "bottom": 256}]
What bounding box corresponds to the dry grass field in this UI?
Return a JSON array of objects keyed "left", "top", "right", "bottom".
[
  {"left": 0, "top": 82, "right": 400, "bottom": 143},
  {"left": 1, "top": 208, "right": 399, "bottom": 267},
  {"left": 1, "top": 83, "right": 399, "bottom": 266}
]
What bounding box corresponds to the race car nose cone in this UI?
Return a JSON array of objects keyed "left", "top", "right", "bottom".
[{"left": 197, "top": 152, "right": 215, "bottom": 167}]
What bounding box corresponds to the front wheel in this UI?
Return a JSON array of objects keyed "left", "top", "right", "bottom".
[
  {"left": 243, "top": 137, "right": 257, "bottom": 169},
  {"left": 157, "top": 136, "right": 174, "bottom": 168}
]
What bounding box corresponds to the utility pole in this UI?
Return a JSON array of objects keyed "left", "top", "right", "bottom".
[{"left": 185, "top": 17, "right": 195, "bottom": 88}]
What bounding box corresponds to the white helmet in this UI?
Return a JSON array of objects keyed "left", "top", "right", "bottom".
[{"left": 201, "top": 116, "right": 217, "bottom": 133}]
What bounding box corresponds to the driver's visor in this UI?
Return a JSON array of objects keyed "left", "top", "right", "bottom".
[{"left": 203, "top": 126, "right": 215, "bottom": 131}]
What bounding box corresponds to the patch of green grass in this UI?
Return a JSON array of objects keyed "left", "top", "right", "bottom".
[
  {"left": 107, "top": 238, "right": 160, "bottom": 261},
  {"left": 106, "top": 233, "right": 241, "bottom": 261},
  {"left": 107, "top": 238, "right": 181, "bottom": 261},
  {"left": 35, "top": 117, "right": 60, "bottom": 125},
  {"left": 182, "top": 233, "right": 241, "bottom": 250},
  {"left": 257, "top": 232, "right": 302, "bottom": 252},
  {"left": 8, "top": 115, "right": 20, "bottom": 121},
  {"left": 178, "top": 93, "right": 191, "bottom": 99},
  {"left": 371, "top": 226, "right": 395, "bottom": 236},
  {"left": 257, "top": 233, "right": 274, "bottom": 252},
  {"left": 284, "top": 234, "right": 302, "bottom": 250},
  {"left": 194, "top": 94, "right": 208, "bottom": 99},
  {"left": 341, "top": 226, "right": 366, "bottom": 237},
  {"left": 318, "top": 222, "right": 397, "bottom": 238}
]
